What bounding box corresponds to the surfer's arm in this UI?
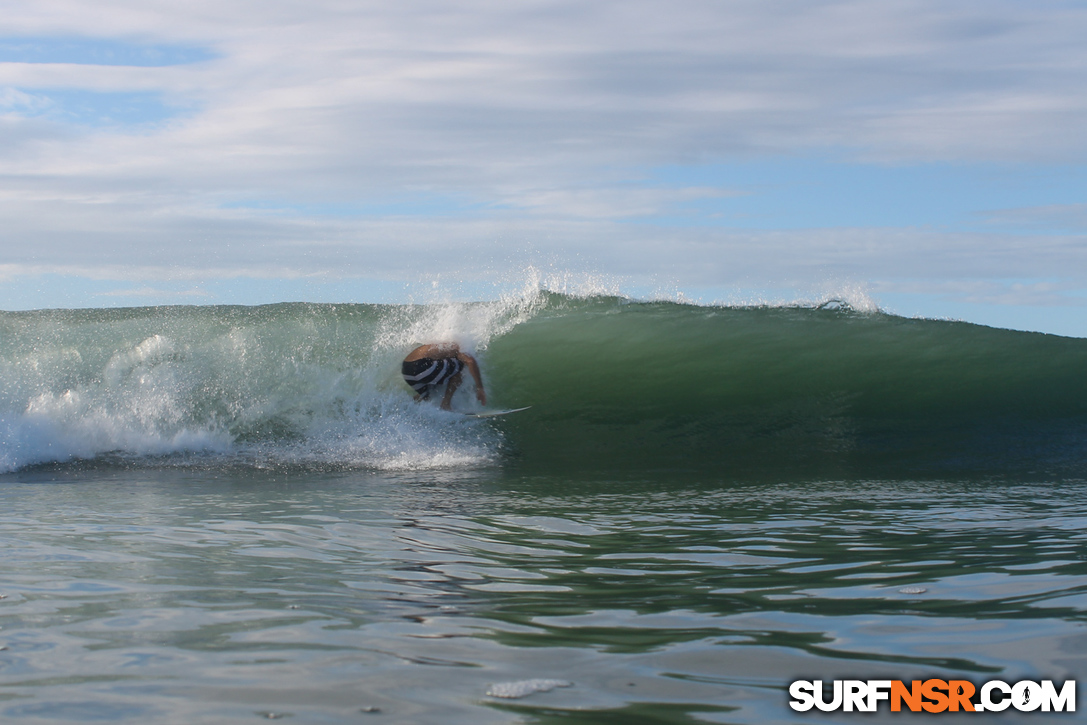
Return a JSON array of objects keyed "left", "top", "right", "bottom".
[{"left": 457, "top": 352, "right": 487, "bottom": 405}]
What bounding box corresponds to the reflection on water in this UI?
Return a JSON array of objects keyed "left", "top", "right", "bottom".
[{"left": 1, "top": 469, "right": 1085, "bottom": 723}]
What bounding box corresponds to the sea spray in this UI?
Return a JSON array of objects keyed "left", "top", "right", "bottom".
[{"left": 0, "top": 301, "right": 522, "bottom": 472}]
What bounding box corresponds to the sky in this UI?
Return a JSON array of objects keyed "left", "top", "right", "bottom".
[{"left": 2, "top": 0, "right": 1087, "bottom": 336}]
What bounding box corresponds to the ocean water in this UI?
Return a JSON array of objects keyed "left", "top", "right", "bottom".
[{"left": 1, "top": 293, "right": 1085, "bottom": 723}]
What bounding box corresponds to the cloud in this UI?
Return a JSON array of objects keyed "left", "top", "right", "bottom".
[
  {"left": 499, "top": 186, "right": 742, "bottom": 219},
  {"left": 982, "top": 203, "right": 1087, "bottom": 231},
  {"left": 3, "top": 198, "right": 1086, "bottom": 289},
  {"left": 1, "top": 0, "right": 1086, "bottom": 320},
  {"left": 0, "top": 86, "right": 50, "bottom": 111},
  {"left": 97, "top": 285, "right": 210, "bottom": 298},
  {"left": 875, "top": 278, "right": 1087, "bottom": 308},
  {"left": 4, "top": 2, "right": 1087, "bottom": 175}
]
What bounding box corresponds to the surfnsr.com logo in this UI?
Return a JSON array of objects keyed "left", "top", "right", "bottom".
[{"left": 789, "top": 679, "right": 1076, "bottom": 713}]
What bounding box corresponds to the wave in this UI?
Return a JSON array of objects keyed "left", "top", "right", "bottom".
[{"left": 2, "top": 293, "right": 1085, "bottom": 478}]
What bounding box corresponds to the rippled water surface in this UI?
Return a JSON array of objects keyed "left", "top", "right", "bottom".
[{"left": 1, "top": 469, "right": 1085, "bottom": 724}]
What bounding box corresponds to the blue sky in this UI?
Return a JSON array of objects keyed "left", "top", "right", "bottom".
[
  {"left": 1, "top": 1, "right": 1086, "bottom": 336},
  {"left": 0, "top": 37, "right": 213, "bottom": 66}
]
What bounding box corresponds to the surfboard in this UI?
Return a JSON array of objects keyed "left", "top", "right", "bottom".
[{"left": 460, "top": 406, "right": 532, "bottom": 419}]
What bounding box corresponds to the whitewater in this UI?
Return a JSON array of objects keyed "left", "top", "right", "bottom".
[{"left": 0, "top": 295, "right": 538, "bottom": 473}]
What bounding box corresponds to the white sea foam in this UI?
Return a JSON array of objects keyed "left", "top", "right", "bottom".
[
  {"left": 485, "top": 679, "right": 572, "bottom": 699},
  {"left": 0, "top": 294, "right": 535, "bottom": 472}
]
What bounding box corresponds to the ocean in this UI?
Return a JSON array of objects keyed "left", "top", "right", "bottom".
[{"left": 1, "top": 292, "right": 1084, "bottom": 723}]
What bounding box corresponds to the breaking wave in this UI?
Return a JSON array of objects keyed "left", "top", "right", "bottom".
[{"left": 2, "top": 290, "right": 1085, "bottom": 479}]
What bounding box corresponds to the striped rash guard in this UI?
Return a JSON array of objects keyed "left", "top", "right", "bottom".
[{"left": 401, "top": 357, "right": 464, "bottom": 399}]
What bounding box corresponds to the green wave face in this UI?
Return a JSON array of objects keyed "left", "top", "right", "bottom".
[
  {"left": 486, "top": 296, "right": 1087, "bottom": 479},
  {"left": 2, "top": 295, "right": 1085, "bottom": 478}
]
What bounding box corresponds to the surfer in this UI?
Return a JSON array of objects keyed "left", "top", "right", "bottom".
[{"left": 401, "top": 343, "right": 487, "bottom": 411}]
